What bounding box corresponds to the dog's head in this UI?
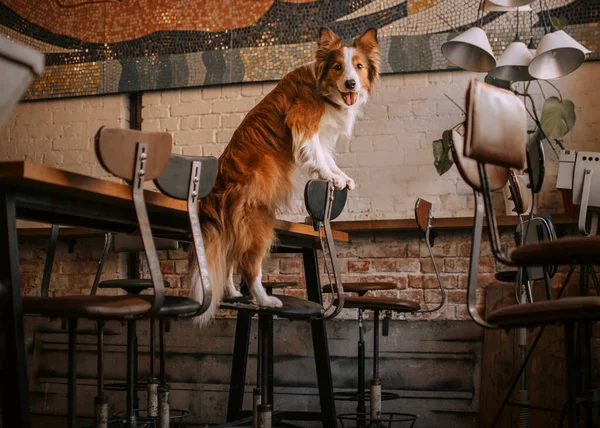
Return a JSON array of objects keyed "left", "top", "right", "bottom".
[{"left": 315, "top": 27, "right": 380, "bottom": 109}]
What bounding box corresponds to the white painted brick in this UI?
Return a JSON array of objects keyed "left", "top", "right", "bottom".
[
  {"left": 363, "top": 104, "right": 387, "bottom": 120},
  {"left": 182, "top": 146, "right": 204, "bottom": 156},
  {"left": 348, "top": 198, "right": 371, "bottom": 213},
  {"left": 404, "top": 148, "right": 435, "bottom": 166},
  {"left": 174, "top": 130, "right": 215, "bottom": 145},
  {"left": 389, "top": 103, "right": 411, "bottom": 118},
  {"left": 181, "top": 88, "right": 202, "bottom": 102},
  {"left": 201, "top": 87, "right": 222, "bottom": 100},
  {"left": 335, "top": 136, "right": 349, "bottom": 153},
  {"left": 221, "top": 84, "right": 241, "bottom": 99},
  {"left": 161, "top": 91, "right": 181, "bottom": 105},
  {"left": 160, "top": 117, "right": 180, "bottom": 132},
  {"left": 142, "top": 105, "right": 169, "bottom": 119},
  {"left": 222, "top": 113, "right": 245, "bottom": 129},
  {"left": 180, "top": 116, "right": 201, "bottom": 130},
  {"left": 204, "top": 144, "right": 227, "bottom": 157},
  {"left": 373, "top": 136, "right": 399, "bottom": 151},
  {"left": 350, "top": 136, "right": 373, "bottom": 152},
  {"left": 241, "top": 83, "right": 263, "bottom": 97},
  {"left": 143, "top": 92, "right": 162, "bottom": 106},
  {"left": 262, "top": 82, "right": 277, "bottom": 94},
  {"left": 217, "top": 129, "right": 235, "bottom": 144},
  {"left": 201, "top": 114, "right": 221, "bottom": 129},
  {"left": 411, "top": 100, "right": 436, "bottom": 117},
  {"left": 428, "top": 72, "right": 453, "bottom": 83},
  {"left": 404, "top": 73, "right": 429, "bottom": 87},
  {"left": 379, "top": 74, "right": 404, "bottom": 88},
  {"left": 212, "top": 98, "right": 256, "bottom": 113},
  {"left": 143, "top": 119, "right": 161, "bottom": 132},
  {"left": 170, "top": 101, "right": 210, "bottom": 117}
]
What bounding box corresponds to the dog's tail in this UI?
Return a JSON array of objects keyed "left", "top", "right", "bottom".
[{"left": 189, "top": 223, "right": 227, "bottom": 327}]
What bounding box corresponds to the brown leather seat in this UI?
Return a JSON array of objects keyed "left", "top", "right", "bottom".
[
  {"left": 511, "top": 236, "right": 600, "bottom": 267},
  {"left": 340, "top": 296, "right": 420, "bottom": 312},
  {"left": 138, "top": 295, "right": 201, "bottom": 318},
  {"left": 23, "top": 295, "right": 151, "bottom": 319},
  {"left": 322, "top": 282, "right": 396, "bottom": 294},
  {"left": 487, "top": 296, "right": 600, "bottom": 329},
  {"left": 98, "top": 279, "right": 171, "bottom": 295},
  {"left": 220, "top": 295, "right": 324, "bottom": 319}
]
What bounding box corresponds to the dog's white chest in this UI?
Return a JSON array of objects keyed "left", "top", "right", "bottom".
[{"left": 319, "top": 105, "right": 358, "bottom": 150}]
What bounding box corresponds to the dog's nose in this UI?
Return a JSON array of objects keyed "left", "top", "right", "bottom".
[{"left": 344, "top": 79, "right": 356, "bottom": 90}]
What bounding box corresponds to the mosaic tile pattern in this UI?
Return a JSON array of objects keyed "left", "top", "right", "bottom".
[{"left": 0, "top": 0, "right": 597, "bottom": 100}]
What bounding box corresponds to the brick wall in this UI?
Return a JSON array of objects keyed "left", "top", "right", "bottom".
[{"left": 5, "top": 63, "right": 599, "bottom": 320}]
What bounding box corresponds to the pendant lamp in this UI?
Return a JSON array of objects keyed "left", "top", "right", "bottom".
[
  {"left": 441, "top": 27, "right": 496, "bottom": 72},
  {"left": 488, "top": 40, "right": 533, "bottom": 81},
  {"left": 528, "top": 30, "right": 587, "bottom": 79}
]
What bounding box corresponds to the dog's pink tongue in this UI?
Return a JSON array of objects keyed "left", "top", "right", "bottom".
[{"left": 343, "top": 92, "right": 358, "bottom": 106}]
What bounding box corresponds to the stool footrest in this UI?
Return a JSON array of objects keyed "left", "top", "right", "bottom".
[
  {"left": 338, "top": 412, "right": 418, "bottom": 427},
  {"left": 333, "top": 390, "right": 401, "bottom": 402}
]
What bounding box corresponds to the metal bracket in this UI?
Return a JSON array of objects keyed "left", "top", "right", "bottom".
[
  {"left": 416, "top": 207, "right": 446, "bottom": 313},
  {"left": 578, "top": 168, "right": 599, "bottom": 236},
  {"left": 133, "top": 142, "right": 164, "bottom": 316},
  {"left": 188, "top": 160, "right": 212, "bottom": 316}
]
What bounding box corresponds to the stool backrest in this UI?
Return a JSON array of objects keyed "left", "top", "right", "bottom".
[
  {"left": 154, "top": 154, "right": 219, "bottom": 316},
  {"left": 95, "top": 126, "right": 173, "bottom": 315},
  {"left": 304, "top": 180, "right": 347, "bottom": 318},
  {"left": 452, "top": 80, "right": 528, "bottom": 328}
]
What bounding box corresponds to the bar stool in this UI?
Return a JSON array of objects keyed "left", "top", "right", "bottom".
[
  {"left": 22, "top": 127, "right": 173, "bottom": 428},
  {"left": 330, "top": 198, "right": 446, "bottom": 428},
  {"left": 217, "top": 179, "right": 347, "bottom": 428},
  {"left": 453, "top": 78, "right": 600, "bottom": 428}
]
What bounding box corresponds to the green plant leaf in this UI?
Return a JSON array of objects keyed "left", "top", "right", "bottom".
[
  {"left": 551, "top": 15, "right": 569, "bottom": 30},
  {"left": 485, "top": 73, "right": 511, "bottom": 89},
  {"left": 432, "top": 130, "right": 454, "bottom": 176},
  {"left": 541, "top": 97, "right": 576, "bottom": 139}
]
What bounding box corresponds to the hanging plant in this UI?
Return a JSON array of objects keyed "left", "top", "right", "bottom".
[
  {"left": 432, "top": 130, "right": 454, "bottom": 176},
  {"left": 541, "top": 96, "right": 576, "bottom": 139}
]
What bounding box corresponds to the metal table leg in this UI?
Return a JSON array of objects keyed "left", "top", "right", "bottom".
[
  {"left": 226, "top": 309, "right": 252, "bottom": 421},
  {"left": 0, "top": 191, "right": 31, "bottom": 428},
  {"left": 303, "top": 248, "right": 337, "bottom": 428}
]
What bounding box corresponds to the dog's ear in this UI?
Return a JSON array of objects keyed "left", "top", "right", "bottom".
[
  {"left": 315, "top": 28, "right": 342, "bottom": 83},
  {"left": 354, "top": 28, "right": 380, "bottom": 81},
  {"left": 318, "top": 27, "right": 342, "bottom": 52}
]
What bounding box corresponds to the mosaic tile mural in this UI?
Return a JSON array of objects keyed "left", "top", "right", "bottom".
[{"left": 0, "top": 0, "right": 597, "bottom": 100}]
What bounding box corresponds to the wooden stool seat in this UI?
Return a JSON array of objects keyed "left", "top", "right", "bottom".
[
  {"left": 511, "top": 236, "right": 600, "bottom": 267},
  {"left": 23, "top": 295, "right": 151, "bottom": 319},
  {"left": 138, "top": 295, "right": 201, "bottom": 318},
  {"left": 322, "top": 282, "right": 396, "bottom": 294},
  {"left": 338, "top": 296, "right": 420, "bottom": 313},
  {"left": 263, "top": 282, "right": 298, "bottom": 289},
  {"left": 487, "top": 296, "right": 600, "bottom": 329},
  {"left": 98, "top": 279, "right": 171, "bottom": 294},
  {"left": 494, "top": 271, "right": 518, "bottom": 283},
  {"left": 221, "top": 295, "right": 324, "bottom": 319}
]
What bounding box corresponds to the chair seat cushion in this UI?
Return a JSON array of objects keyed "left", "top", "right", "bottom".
[
  {"left": 98, "top": 279, "right": 171, "bottom": 294},
  {"left": 322, "top": 282, "right": 396, "bottom": 294},
  {"left": 487, "top": 296, "right": 600, "bottom": 329},
  {"left": 511, "top": 237, "right": 600, "bottom": 267},
  {"left": 138, "top": 295, "right": 201, "bottom": 317},
  {"left": 23, "top": 295, "right": 151, "bottom": 319},
  {"left": 340, "top": 296, "right": 420, "bottom": 312},
  {"left": 220, "top": 295, "right": 324, "bottom": 319}
]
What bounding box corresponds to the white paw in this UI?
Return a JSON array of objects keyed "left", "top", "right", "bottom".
[
  {"left": 227, "top": 289, "right": 243, "bottom": 298},
  {"left": 330, "top": 174, "right": 347, "bottom": 190},
  {"left": 255, "top": 295, "right": 283, "bottom": 308},
  {"left": 345, "top": 176, "right": 355, "bottom": 190}
]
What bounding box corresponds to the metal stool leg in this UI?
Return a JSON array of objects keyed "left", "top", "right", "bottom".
[
  {"left": 158, "top": 319, "right": 170, "bottom": 428},
  {"left": 95, "top": 321, "right": 108, "bottom": 428},
  {"left": 67, "top": 318, "right": 78, "bottom": 428},
  {"left": 148, "top": 319, "right": 159, "bottom": 419},
  {"left": 257, "top": 314, "right": 272, "bottom": 428},
  {"left": 357, "top": 309, "right": 366, "bottom": 428},
  {"left": 126, "top": 320, "right": 137, "bottom": 428},
  {"left": 370, "top": 310, "right": 382, "bottom": 422},
  {"left": 565, "top": 322, "right": 578, "bottom": 428}
]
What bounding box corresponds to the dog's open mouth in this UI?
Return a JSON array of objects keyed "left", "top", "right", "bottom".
[{"left": 341, "top": 91, "right": 358, "bottom": 106}]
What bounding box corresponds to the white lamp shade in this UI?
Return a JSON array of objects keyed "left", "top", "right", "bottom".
[
  {"left": 441, "top": 27, "right": 497, "bottom": 72},
  {"left": 528, "top": 31, "right": 586, "bottom": 79},
  {"left": 487, "top": 0, "right": 535, "bottom": 6},
  {"left": 552, "top": 30, "right": 592, "bottom": 55},
  {"left": 489, "top": 41, "right": 534, "bottom": 81},
  {"left": 483, "top": 3, "right": 532, "bottom": 12}
]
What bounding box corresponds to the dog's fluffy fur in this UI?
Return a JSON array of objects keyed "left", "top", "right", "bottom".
[{"left": 191, "top": 28, "right": 380, "bottom": 324}]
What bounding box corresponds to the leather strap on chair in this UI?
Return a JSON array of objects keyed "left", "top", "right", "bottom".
[{"left": 464, "top": 79, "right": 527, "bottom": 170}]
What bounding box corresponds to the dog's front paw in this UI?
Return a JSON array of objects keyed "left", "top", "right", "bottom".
[
  {"left": 345, "top": 176, "right": 356, "bottom": 190},
  {"left": 255, "top": 295, "right": 283, "bottom": 308},
  {"left": 330, "top": 174, "right": 347, "bottom": 190}
]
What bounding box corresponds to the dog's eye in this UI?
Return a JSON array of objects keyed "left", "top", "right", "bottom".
[
  {"left": 357, "top": 63, "right": 363, "bottom": 69},
  {"left": 334, "top": 64, "right": 342, "bottom": 71}
]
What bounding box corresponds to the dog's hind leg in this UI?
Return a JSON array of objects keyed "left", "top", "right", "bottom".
[
  {"left": 224, "top": 265, "right": 243, "bottom": 298},
  {"left": 238, "top": 236, "right": 282, "bottom": 308},
  {"left": 243, "top": 264, "right": 282, "bottom": 308}
]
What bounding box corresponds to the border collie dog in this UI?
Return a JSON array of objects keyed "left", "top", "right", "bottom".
[{"left": 192, "top": 28, "right": 380, "bottom": 323}]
